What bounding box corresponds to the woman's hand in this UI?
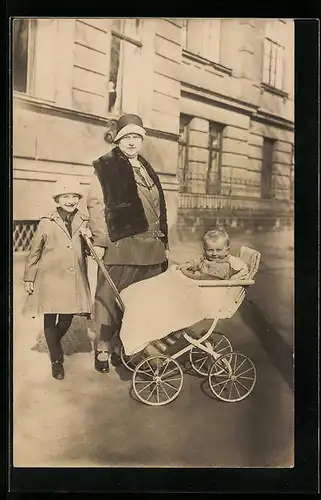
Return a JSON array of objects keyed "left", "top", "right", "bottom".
[
  {"left": 79, "top": 228, "right": 93, "bottom": 239},
  {"left": 165, "top": 249, "right": 170, "bottom": 261},
  {"left": 24, "top": 281, "right": 34, "bottom": 294},
  {"left": 93, "top": 246, "right": 105, "bottom": 260}
]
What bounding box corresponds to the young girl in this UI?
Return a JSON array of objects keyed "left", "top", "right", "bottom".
[{"left": 23, "top": 179, "right": 92, "bottom": 380}]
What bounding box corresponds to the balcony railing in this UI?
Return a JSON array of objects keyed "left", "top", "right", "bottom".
[{"left": 178, "top": 193, "right": 293, "bottom": 214}]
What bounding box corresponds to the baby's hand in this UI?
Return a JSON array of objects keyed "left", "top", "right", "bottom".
[{"left": 24, "top": 281, "right": 34, "bottom": 294}]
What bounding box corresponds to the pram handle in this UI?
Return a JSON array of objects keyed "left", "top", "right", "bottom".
[
  {"left": 197, "top": 279, "right": 255, "bottom": 287},
  {"left": 81, "top": 233, "right": 125, "bottom": 312}
]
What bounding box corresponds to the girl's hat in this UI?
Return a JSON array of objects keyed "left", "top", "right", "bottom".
[
  {"left": 113, "top": 114, "right": 146, "bottom": 143},
  {"left": 52, "top": 178, "right": 83, "bottom": 200}
]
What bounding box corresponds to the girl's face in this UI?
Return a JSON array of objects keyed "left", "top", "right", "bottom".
[
  {"left": 56, "top": 194, "right": 80, "bottom": 212},
  {"left": 118, "top": 133, "right": 143, "bottom": 159},
  {"left": 204, "top": 238, "right": 229, "bottom": 261}
]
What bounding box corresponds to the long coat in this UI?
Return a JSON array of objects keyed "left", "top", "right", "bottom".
[{"left": 23, "top": 210, "right": 92, "bottom": 316}]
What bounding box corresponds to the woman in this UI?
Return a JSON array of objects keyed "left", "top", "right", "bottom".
[{"left": 87, "top": 114, "right": 170, "bottom": 373}]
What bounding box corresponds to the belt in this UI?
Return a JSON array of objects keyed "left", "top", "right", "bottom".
[{"left": 136, "top": 229, "right": 165, "bottom": 240}]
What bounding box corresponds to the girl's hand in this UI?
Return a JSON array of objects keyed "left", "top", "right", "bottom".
[{"left": 24, "top": 281, "right": 34, "bottom": 294}]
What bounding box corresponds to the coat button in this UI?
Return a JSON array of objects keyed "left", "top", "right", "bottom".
[{"left": 69, "top": 267, "right": 74, "bottom": 271}]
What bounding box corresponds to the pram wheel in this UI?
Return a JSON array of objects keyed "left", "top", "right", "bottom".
[
  {"left": 132, "top": 356, "right": 184, "bottom": 406},
  {"left": 120, "top": 345, "right": 144, "bottom": 372},
  {"left": 189, "top": 332, "right": 232, "bottom": 376},
  {"left": 208, "top": 352, "right": 256, "bottom": 402}
]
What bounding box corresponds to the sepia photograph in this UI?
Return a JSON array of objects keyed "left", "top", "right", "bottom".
[{"left": 11, "top": 17, "right": 295, "bottom": 469}]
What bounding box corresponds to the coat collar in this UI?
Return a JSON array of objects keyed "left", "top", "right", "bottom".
[{"left": 42, "top": 210, "right": 88, "bottom": 238}]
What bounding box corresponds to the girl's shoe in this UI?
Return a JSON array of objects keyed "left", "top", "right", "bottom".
[
  {"left": 59, "top": 349, "right": 64, "bottom": 363},
  {"left": 52, "top": 361, "right": 64, "bottom": 380},
  {"left": 94, "top": 350, "right": 109, "bottom": 373}
]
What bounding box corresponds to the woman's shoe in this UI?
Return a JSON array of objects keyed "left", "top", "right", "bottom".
[
  {"left": 52, "top": 361, "right": 64, "bottom": 380},
  {"left": 110, "top": 352, "right": 122, "bottom": 367},
  {"left": 94, "top": 350, "right": 109, "bottom": 373}
]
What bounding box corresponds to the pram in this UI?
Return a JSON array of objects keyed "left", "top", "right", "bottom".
[{"left": 83, "top": 234, "right": 261, "bottom": 407}]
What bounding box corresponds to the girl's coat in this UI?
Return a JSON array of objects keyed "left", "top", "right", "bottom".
[{"left": 23, "top": 210, "right": 92, "bottom": 316}]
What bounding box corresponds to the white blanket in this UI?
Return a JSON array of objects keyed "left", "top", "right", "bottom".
[{"left": 119, "top": 266, "right": 231, "bottom": 355}]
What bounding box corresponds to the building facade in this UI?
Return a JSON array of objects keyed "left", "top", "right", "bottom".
[{"left": 12, "top": 18, "right": 294, "bottom": 251}]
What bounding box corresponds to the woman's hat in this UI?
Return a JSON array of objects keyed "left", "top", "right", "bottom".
[
  {"left": 52, "top": 178, "right": 83, "bottom": 200},
  {"left": 113, "top": 114, "right": 146, "bottom": 143}
]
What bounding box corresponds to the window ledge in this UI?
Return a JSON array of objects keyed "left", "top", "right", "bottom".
[
  {"left": 261, "top": 83, "right": 289, "bottom": 99},
  {"left": 13, "top": 91, "right": 114, "bottom": 125},
  {"left": 182, "top": 49, "right": 232, "bottom": 76},
  {"left": 13, "top": 92, "right": 180, "bottom": 142}
]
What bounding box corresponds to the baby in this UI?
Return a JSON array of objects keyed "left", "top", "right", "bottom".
[{"left": 178, "top": 228, "right": 248, "bottom": 280}]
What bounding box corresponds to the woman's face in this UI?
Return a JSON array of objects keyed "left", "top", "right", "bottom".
[{"left": 118, "top": 133, "right": 143, "bottom": 158}]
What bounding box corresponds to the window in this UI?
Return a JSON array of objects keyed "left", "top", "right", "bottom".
[
  {"left": 12, "top": 18, "right": 35, "bottom": 93},
  {"left": 13, "top": 19, "right": 58, "bottom": 101},
  {"left": 261, "top": 138, "right": 275, "bottom": 199},
  {"left": 178, "top": 115, "right": 191, "bottom": 193},
  {"left": 182, "top": 19, "right": 221, "bottom": 63},
  {"left": 262, "top": 21, "right": 285, "bottom": 90},
  {"left": 108, "top": 19, "right": 142, "bottom": 115},
  {"left": 206, "top": 123, "right": 224, "bottom": 195}
]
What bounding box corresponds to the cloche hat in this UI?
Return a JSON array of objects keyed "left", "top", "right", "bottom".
[
  {"left": 52, "top": 178, "right": 83, "bottom": 200},
  {"left": 113, "top": 114, "right": 146, "bottom": 143}
]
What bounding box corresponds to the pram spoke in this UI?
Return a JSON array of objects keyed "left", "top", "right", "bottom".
[
  {"left": 190, "top": 332, "right": 232, "bottom": 377},
  {"left": 133, "top": 355, "right": 184, "bottom": 406},
  {"left": 137, "top": 380, "right": 154, "bottom": 394},
  {"left": 208, "top": 352, "right": 256, "bottom": 402}
]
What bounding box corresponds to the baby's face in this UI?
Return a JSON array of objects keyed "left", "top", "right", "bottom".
[{"left": 204, "top": 238, "right": 229, "bottom": 261}]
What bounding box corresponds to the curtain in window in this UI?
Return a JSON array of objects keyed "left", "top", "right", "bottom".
[
  {"left": 12, "top": 19, "right": 29, "bottom": 92},
  {"left": 109, "top": 34, "right": 121, "bottom": 112},
  {"left": 33, "top": 19, "right": 57, "bottom": 101},
  {"left": 206, "top": 127, "right": 222, "bottom": 195},
  {"left": 275, "top": 45, "right": 284, "bottom": 89},
  {"left": 178, "top": 119, "right": 189, "bottom": 191},
  {"left": 121, "top": 41, "right": 140, "bottom": 114}
]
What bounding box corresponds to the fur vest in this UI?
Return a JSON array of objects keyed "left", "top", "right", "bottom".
[{"left": 92, "top": 146, "right": 168, "bottom": 244}]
